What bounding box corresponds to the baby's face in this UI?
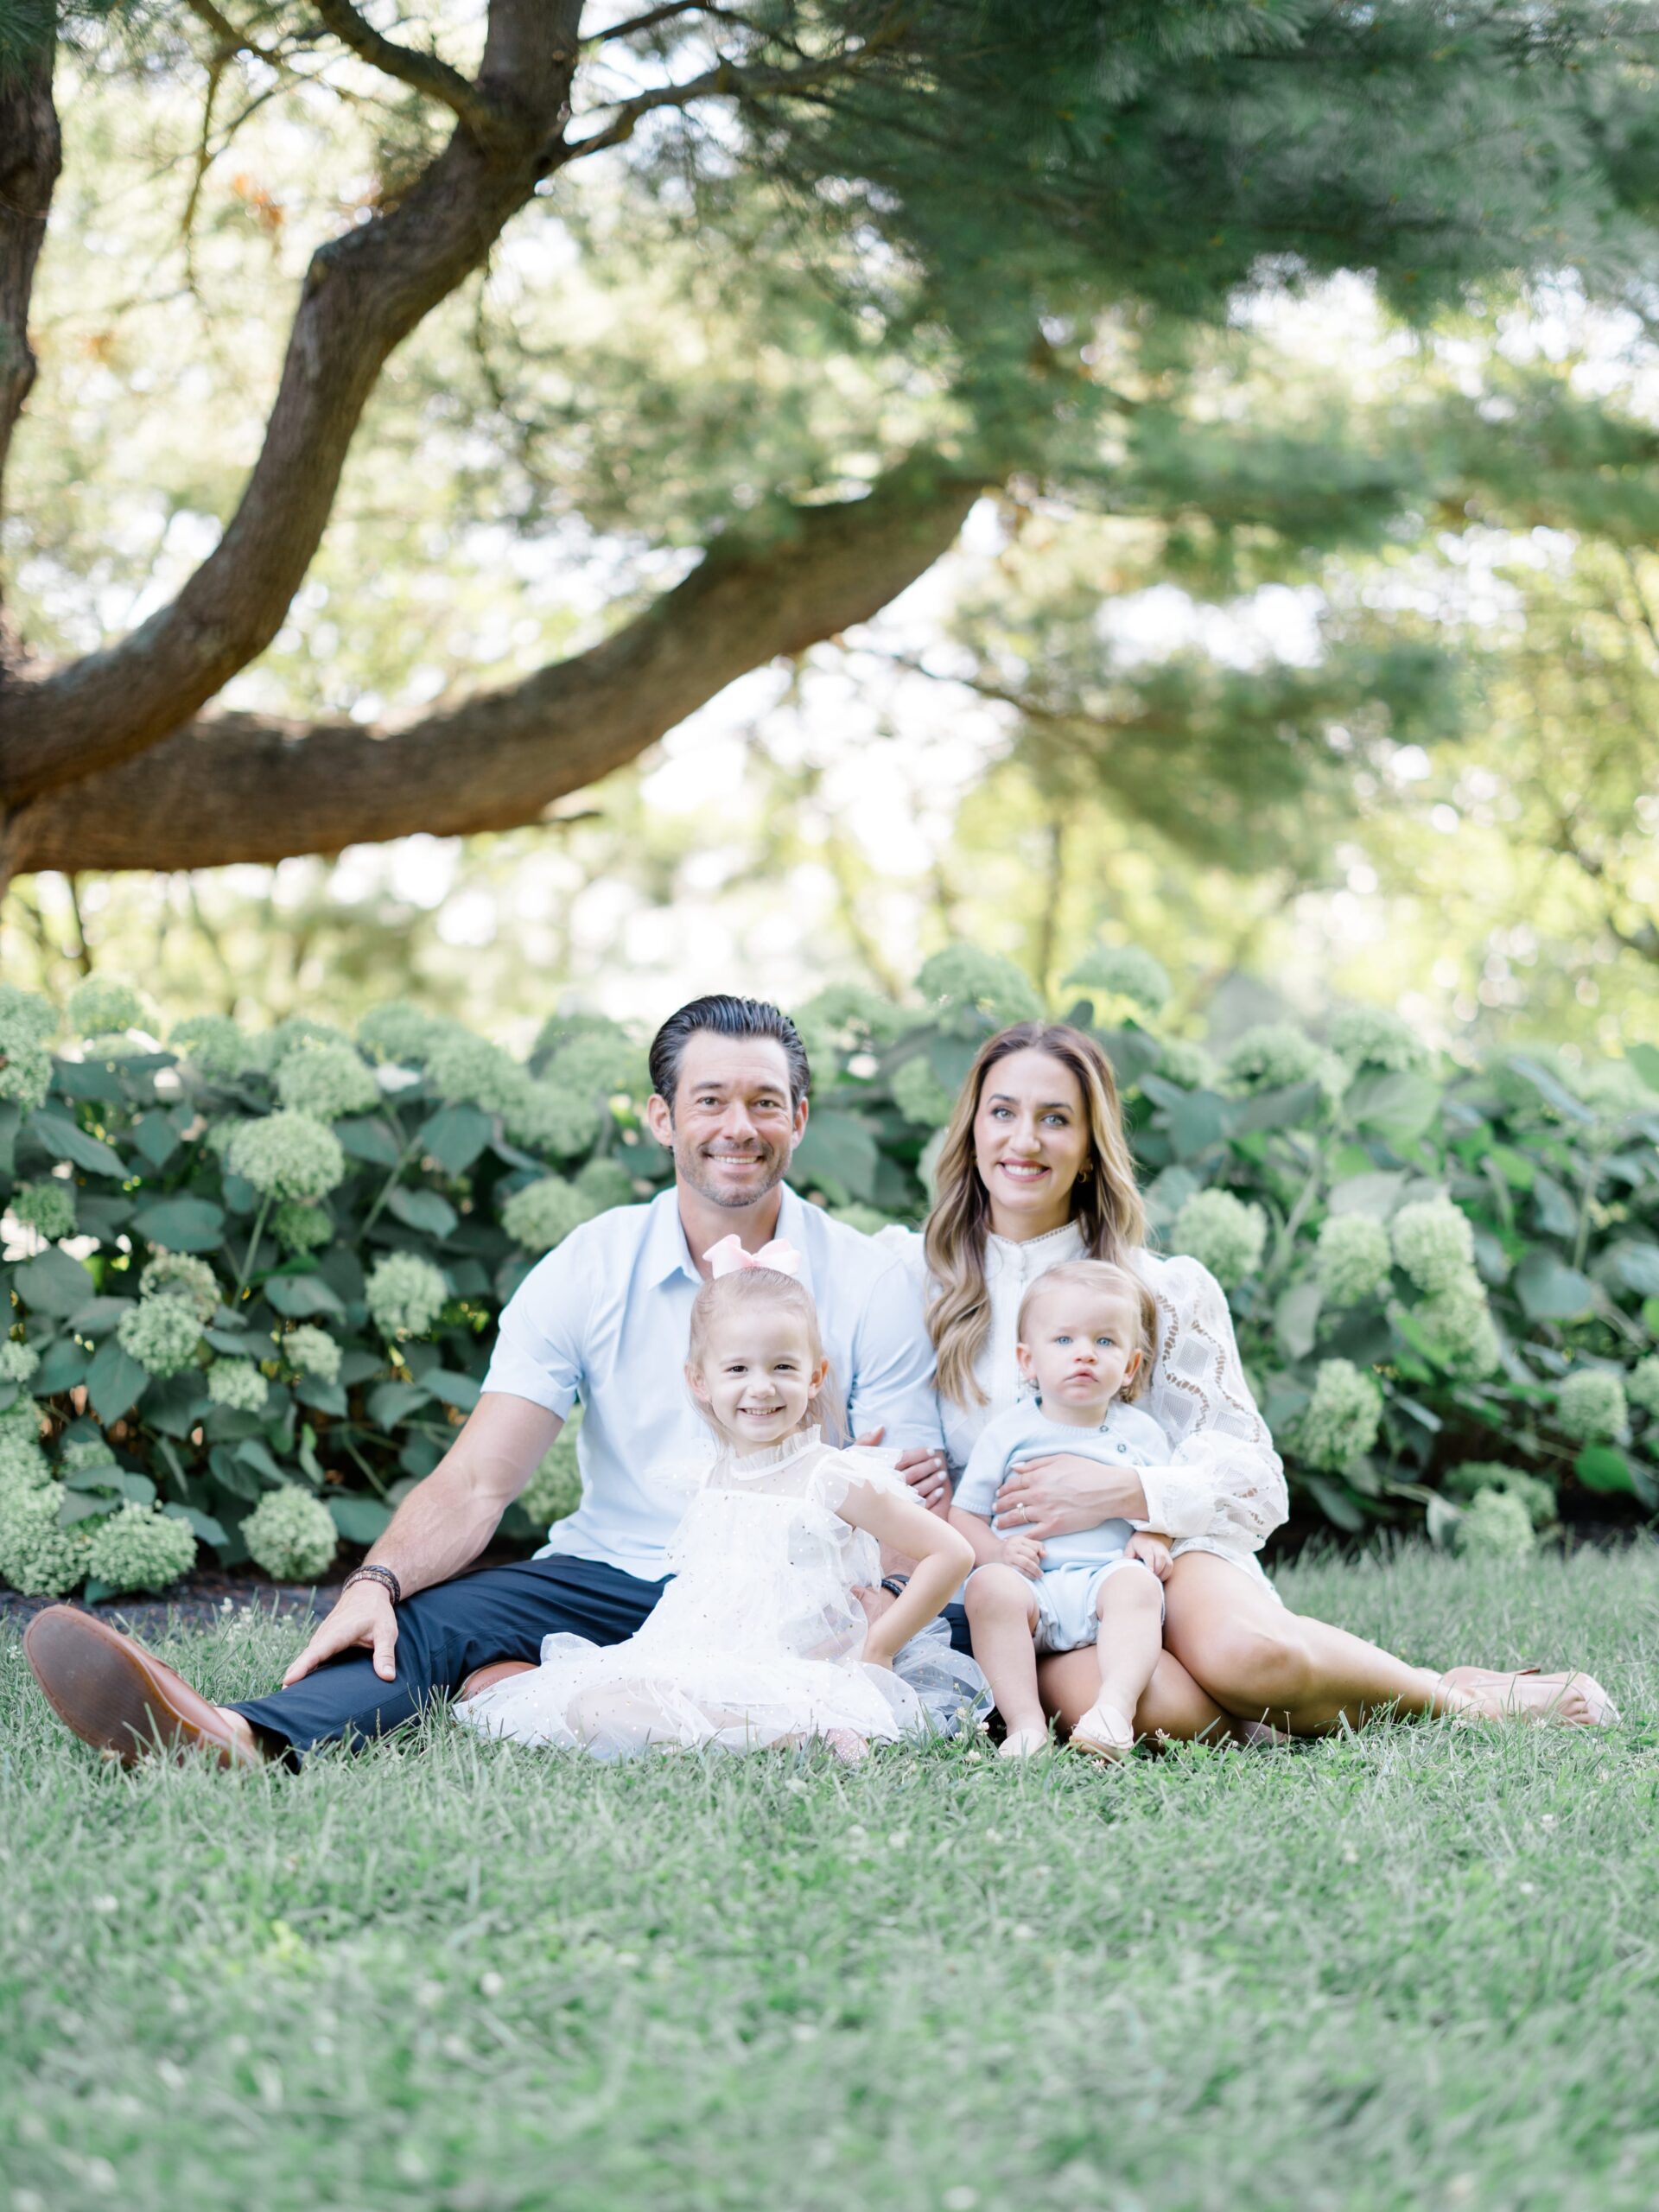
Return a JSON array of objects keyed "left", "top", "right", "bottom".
[
  {"left": 689, "top": 1306, "right": 824, "bottom": 1452},
  {"left": 1018, "top": 1286, "right": 1143, "bottom": 1413}
]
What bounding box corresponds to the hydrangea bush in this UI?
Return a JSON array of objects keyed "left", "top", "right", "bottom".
[{"left": 2, "top": 959, "right": 1656, "bottom": 1598}]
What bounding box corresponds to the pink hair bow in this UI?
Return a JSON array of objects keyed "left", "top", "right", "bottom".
[{"left": 702, "top": 1234, "right": 803, "bottom": 1279}]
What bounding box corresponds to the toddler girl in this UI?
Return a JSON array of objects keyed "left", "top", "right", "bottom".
[
  {"left": 456, "top": 1244, "right": 976, "bottom": 1759},
  {"left": 951, "top": 1259, "right": 1173, "bottom": 1761}
]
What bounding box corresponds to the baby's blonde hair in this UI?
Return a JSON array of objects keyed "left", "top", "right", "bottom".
[
  {"left": 1016, "top": 1259, "right": 1157, "bottom": 1404},
  {"left": 684, "top": 1267, "right": 847, "bottom": 1440}
]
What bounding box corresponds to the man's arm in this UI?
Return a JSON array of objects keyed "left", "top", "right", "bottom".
[
  {"left": 281, "top": 1394, "right": 561, "bottom": 1686},
  {"left": 847, "top": 1251, "right": 950, "bottom": 1510}
]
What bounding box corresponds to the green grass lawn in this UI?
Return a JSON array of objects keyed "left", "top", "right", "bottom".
[{"left": 4, "top": 1543, "right": 1658, "bottom": 2212}]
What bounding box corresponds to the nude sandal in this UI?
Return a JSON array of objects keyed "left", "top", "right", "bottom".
[
  {"left": 1069, "top": 1702, "right": 1136, "bottom": 1762},
  {"left": 1440, "top": 1664, "right": 1621, "bottom": 1728}
]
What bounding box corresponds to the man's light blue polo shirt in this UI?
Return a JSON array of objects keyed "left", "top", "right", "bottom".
[{"left": 482, "top": 1182, "right": 943, "bottom": 1580}]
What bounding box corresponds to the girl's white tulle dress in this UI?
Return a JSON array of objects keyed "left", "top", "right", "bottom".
[{"left": 454, "top": 1427, "right": 983, "bottom": 1758}]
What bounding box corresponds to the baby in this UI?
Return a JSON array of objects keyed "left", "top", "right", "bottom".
[{"left": 951, "top": 1259, "right": 1172, "bottom": 1761}]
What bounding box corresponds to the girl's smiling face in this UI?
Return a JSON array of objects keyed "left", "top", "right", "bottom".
[
  {"left": 687, "top": 1305, "right": 829, "bottom": 1453},
  {"left": 973, "top": 1049, "right": 1091, "bottom": 1239}
]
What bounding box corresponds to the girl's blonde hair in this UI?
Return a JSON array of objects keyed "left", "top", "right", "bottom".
[
  {"left": 684, "top": 1267, "right": 847, "bottom": 1442},
  {"left": 1016, "top": 1259, "right": 1157, "bottom": 1404},
  {"left": 924, "top": 1021, "right": 1147, "bottom": 1408}
]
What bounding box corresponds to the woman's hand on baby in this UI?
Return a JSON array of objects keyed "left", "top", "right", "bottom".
[
  {"left": 995, "top": 1453, "right": 1140, "bottom": 1540},
  {"left": 1126, "top": 1531, "right": 1173, "bottom": 1580},
  {"left": 1001, "top": 1533, "right": 1046, "bottom": 1580}
]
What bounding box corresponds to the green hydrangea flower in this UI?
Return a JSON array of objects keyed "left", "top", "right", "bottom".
[
  {"left": 0, "top": 1339, "right": 41, "bottom": 1387},
  {"left": 205, "top": 1358, "right": 270, "bottom": 1414},
  {"left": 358, "top": 1002, "right": 457, "bottom": 1065},
  {"left": 273, "top": 1200, "right": 334, "bottom": 1255},
  {"left": 1327, "top": 1006, "right": 1430, "bottom": 1077},
  {"left": 143, "top": 1251, "right": 220, "bottom": 1324},
  {"left": 283, "top": 1325, "right": 342, "bottom": 1384},
  {"left": 916, "top": 945, "right": 1042, "bottom": 1031},
  {"left": 1443, "top": 1460, "right": 1557, "bottom": 1529},
  {"left": 264, "top": 1016, "right": 354, "bottom": 1066},
  {"left": 1454, "top": 1488, "right": 1535, "bottom": 1560},
  {"left": 891, "top": 1055, "right": 957, "bottom": 1128},
  {"left": 67, "top": 976, "right": 144, "bottom": 1037},
  {"left": 791, "top": 985, "right": 909, "bottom": 1050},
  {"left": 365, "top": 1252, "right": 448, "bottom": 1338},
  {"left": 117, "top": 1294, "right": 204, "bottom": 1380},
  {"left": 1627, "top": 1355, "right": 1659, "bottom": 1422},
  {"left": 1555, "top": 1369, "right": 1627, "bottom": 1444},
  {"left": 424, "top": 1033, "right": 531, "bottom": 1117},
  {"left": 1154, "top": 1038, "right": 1216, "bottom": 1090},
  {"left": 1570, "top": 1059, "right": 1655, "bottom": 1120},
  {"left": 0, "top": 1390, "right": 44, "bottom": 1441},
  {"left": 228, "top": 1112, "right": 346, "bottom": 1201},
  {"left": 243, "top": 1484, "right": 338, "bottom": 1582},
  {"left": 1169, "top": 1188, "right": 1267, "bottom": 1288},
  {"left": 543, "top": 1030, "right": 649, "bottom": 1106},
  {"left": 500, "top": 1177, "right": 597, "bottom": 1254},
  {"left": 12, "top": 1179, "right": 76, "bottom": 1241},
  {"left": 276, "top": 1042, "right": 380, "bottom": 1122},
  {"left": 1064, "top": 944, "right": 1171, "bottom": 1015},
  {"left": 1390, "top": 1198, "right": 1476, "bottom": 1295},
  {"left": 0, "top": 1427, "right": 51, "bottom": 1489},
  {"left": 1313, "top": 1214, "right": 1392, "bottom": 1306},
  {"left": 1223, "top": 1023, "right": 1348, "bottom": 1103},
  {"left": 86, "top": 1503, "right": 198, "bottom": 1593},
  {"left": 504, "top": 1081, "right": 601, "bottom": 1160},
  {"left": 1295, "top": 1358, "right": 1383, "bottom": 1472},
  {"left": 520, "top": 1408, "right": 583, "bottom": 1529},
  {"left": 60, "top": 1436, "right": 118, "bottom": 1475},
  {"left": 574, "top": 1156, "right": 638, "bottom": 1212},
  {"left": 0, "top": 1483, "right": 89, "bottom": 1597},
  {"left": 170, "top": 1013, "right": 261, "bottom": 1080},
  {"left": 0, "top": 984, "right": 55, "bottom": 1113},
  {"left": 1417, "top": 1271, "right": 1501, "bottom": 1376}
]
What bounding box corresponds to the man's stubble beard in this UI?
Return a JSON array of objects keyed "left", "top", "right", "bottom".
[{"left": 671, "top": 1128, "right": 793, "bottom": 1211}]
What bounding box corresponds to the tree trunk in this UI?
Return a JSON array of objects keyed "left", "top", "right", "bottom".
[
  {"left": 2, "top": 455, "right": 982, "bottom": 876},
  {"left": 0, "top": 26, "right": 61, "bottom": 600}
]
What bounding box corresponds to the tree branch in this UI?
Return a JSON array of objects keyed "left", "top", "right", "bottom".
[
  {"left": 310, "top": 0, "right": 512, "bottom": 145},
  {"left": 3, "top": 456, "right": 983, "bottom": 875},
  {"left": 0, "top": 0, "right": 584, "bottom": 806},
  {"left": 0, "top": 26, "right": 61, "bottom": 535}
]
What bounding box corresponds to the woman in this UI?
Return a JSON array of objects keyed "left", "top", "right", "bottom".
[{"left": 901, "top": 1020, "right": 1616, "bottom": 1740}]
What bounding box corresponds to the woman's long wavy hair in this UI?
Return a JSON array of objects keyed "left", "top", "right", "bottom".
[{"left": 923, "top": 1022, "right": 1147, "bottom": 1408}]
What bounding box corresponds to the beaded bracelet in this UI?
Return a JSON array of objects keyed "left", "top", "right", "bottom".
[
  {"left": 344, "top": 1563, "right": 403, "bottom": 1606},
  {"left": 880, "top": 1575, "right": 911, "bottom": 1599}
]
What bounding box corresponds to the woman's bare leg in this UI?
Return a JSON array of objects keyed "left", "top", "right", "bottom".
[
  {"left": 1038, "top": 1643, "right": 1230, "bottom": 1745},
  {"left": 1161, "top": 1552, "right": 1474, "bottom": 1735}
]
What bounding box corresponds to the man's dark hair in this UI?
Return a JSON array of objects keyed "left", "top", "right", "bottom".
[{"left": 649, "top": 995, "right": 811, "bottom": 1112}]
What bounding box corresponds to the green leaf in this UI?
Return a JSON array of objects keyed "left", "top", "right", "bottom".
[
  {"left": 130, "top": 1195, "right": 227, "bottom": 1253},
  {"left": 387, "top": 1185, "right": 459, "bottom": 1239},
  {"left": 24, "top": 1108, "right": 126, "bottom": 1177},
  {"left": 424, "top": 1368, "right": 480, "bottom": 1413},
  {"left": 166, "top": 1503, "right": 227, "bottom": 1546},
  {"left": 295, "top": 1377, "right": 348, "bottom": 1418},
  {"left": 1573, "top": 1445, "right": 1634, "bottom": 1495},
  {"left": 1530, "top": 1174, "right": 1578, "bottom": 1237},
  {"left": 925, "top": 1033, "right": 982, "bottom": 1092},
  {"left": 792, "top": 1110, "right": 880, "bottom": 1204},
  {"left": 235, "top": 1438, "right": 288, "bottom": 1486},
  {"left": 1605, "top": 1242, "right": 1659, "bottom": 1298},
  {"left": 1305, "top": 1476, "right": 1367, "bottom": 1533},
  {"left": 0, "top": 1100, "right": 20, "bottom": 1175},
  {"left": 14, "top": 1247, "right": 96, "bottom": 1317},
  {"left": 1424, "top": 1494, "right": 1462, "bottom": 1550},
  {"left": 1626, "top": 1042, "right": 1659, "bottom": 1093},
  {"left": 33, "top": 1337, "right": 89, "bottom": 1394},
  {"left": 1507, "top": 1056, "right": 1594, "bottom": 1123},
  {"left": 205, "top": 1327, "right": 255, "bottom": 1355},
  {"left": 60, "top": 1492, "right": 115, "bottom": 1527},
  {"left": 1164, "top": 1090, "right": 1231, "bottom": 1160},
  {"left": 1514, "top": 1253, "right": 1597, "bottom": 1321},
  {"left": 420, "top": 1104, "right": 493, "bottom": 1176},
  {"left": 336, "top": 1116, "right": 404, "bottom": 1168},
  {"left": 207, "top": 1446, "right": 261, "bottom": 1502},
  {"left": 1344, "top": 1072, "right": 1440, "bottom": 1146},
  {"left": 53, "top": 1058, "right": 125, "bottom": 1103},
  {"left": 86, "top": 1338, "right": 151, "bottom": 1421},
  {"left": 1327, "top": 1170, "right": 1407, "bottom": 1219},
  {"left": 67, "top": 1296, "right": 136, "bottom": 1339},
  {"left": 132, "top": 1111, "right": 182, "bottom": 1170},
  {"left": 264, "top": 1274, "right": 345, "bottom": 1318},
  {"left": 327, "top": 1494, "right": 392, "bottom": 1545},
  {"left": 1232, "top": 1079, "right": 1322, "bottom": 1135},
  {"left": 1273, "top": 1281, "right": 1323, "bottom": 1362},
  {"left": 60, "top": 1462, "right": 123, "bottom": 1491},
  {"left": 367, "top": 1379, "right": 433, "bottom": 1428}
]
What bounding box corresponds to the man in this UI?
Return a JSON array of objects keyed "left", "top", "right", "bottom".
[{"left": 23, "top": 995, "right": 962, "bottom": 1765}]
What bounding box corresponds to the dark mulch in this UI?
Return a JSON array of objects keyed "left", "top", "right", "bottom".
[{"left": 0, "top": 1569, "right": 343, "bottom": 1637}]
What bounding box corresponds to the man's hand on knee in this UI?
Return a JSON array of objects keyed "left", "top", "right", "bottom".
[{"left": 282, "top": 1582, "right": 399, "bottom": 1686}]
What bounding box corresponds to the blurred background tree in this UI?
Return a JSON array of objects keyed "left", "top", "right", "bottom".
[{"left": 1, "top": 3, "right": 1656, "bottom": 1054}]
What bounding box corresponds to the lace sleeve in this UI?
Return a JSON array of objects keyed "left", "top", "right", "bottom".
[
  {"left": 1135, "top": 1254, "right": 1288, "bottom": 1550},
  {"left": 811, "top": 1442, "right": 912, "bottom": 1519}
]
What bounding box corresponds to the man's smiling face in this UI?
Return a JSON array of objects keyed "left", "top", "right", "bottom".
[{"left": 646, "top": 1033, "right": 807, "bottom": 1211}]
